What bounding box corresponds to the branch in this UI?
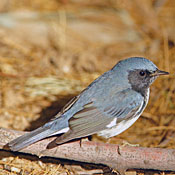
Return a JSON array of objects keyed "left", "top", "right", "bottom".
[{"left": 0, "top": 127, "right": 175, "bottom": 174}]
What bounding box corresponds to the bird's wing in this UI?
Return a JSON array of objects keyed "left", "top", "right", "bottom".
[
  {"left": 55, "top": 89, "right": 144, "bottom": 144},
  {"left": 50, "top": 95, "right": 80, "bottom": 120}
]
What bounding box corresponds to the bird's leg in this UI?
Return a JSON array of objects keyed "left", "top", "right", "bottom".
[
  {"left": 117, "top": 144, "right": 121, "bottom": 155},
  {"left": 79, "top": 136, "right": 92, "bottom": 147},
  {"left": 79, "top": 138, "right": 88, "bottom": 147}
]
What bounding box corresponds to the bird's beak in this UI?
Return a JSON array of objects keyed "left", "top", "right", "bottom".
[{"left": 151, "top": 69, "right": 169, "bottom": 77}]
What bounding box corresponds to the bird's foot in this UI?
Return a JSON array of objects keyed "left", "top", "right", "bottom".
[{"left": 79, "top": 137, "right": 90, "bottom": 147}]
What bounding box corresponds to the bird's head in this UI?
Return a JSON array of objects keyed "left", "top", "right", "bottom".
[{"left": 113, "top": 57, "right": 169, "bottom": 95}]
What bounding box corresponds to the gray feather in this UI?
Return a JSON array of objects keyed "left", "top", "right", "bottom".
[
  {"left": 55, "top": 89, "right": 144, "bottom": 144},
  {"left": 8, "top": 117, "right": 69, "bottom": 151},
  {"left": 9, "top": 127, "right": 53, "bottom": 151}
]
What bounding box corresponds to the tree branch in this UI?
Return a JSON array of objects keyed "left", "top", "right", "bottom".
[{"left": 0, "top": 127, "right": 175, "bottom": 173}]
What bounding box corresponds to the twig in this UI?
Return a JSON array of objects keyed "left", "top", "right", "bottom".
[
  {"left": 0, "top": 127, "right": 175, "bottom": 174},
  {"left": 147, "top": 126, "right": 175, "bottom": 131}
]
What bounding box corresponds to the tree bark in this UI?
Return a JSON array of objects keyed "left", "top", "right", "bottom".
[{"left": 0, "top": 127, "right": 175, "bottom": 174}]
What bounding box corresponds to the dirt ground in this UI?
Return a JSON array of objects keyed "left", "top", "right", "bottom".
[{"left": 0, "top": 0, "right": 175, "bottom": 174}]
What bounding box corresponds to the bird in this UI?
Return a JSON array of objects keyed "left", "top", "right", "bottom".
[{"left": 8, "top": 57, "right": 169, "bottom": 151}]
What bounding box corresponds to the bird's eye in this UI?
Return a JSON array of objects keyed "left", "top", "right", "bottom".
[{"left": 139, "top": 71, "right": 145, "bottom": 76}]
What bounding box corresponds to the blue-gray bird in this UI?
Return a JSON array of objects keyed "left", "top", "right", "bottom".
[{"left": 8, "top": 57, "right": 169, "bottom": 151}]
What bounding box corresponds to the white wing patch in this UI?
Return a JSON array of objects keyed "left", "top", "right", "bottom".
[
  {"left": 98, "top": 100, "right": 145, "bottom": 138},
  {"left": 97, "top": 114, "right": 140, "bottom": 138},
  {"left": 106, "top": 118, "right": 117, "bottom": 128}
]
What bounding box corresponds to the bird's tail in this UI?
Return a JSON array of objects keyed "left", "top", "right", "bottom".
[{"left": 8, "top": 118, "right": 68, "bottom": 151}]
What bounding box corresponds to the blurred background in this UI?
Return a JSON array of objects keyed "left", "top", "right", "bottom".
[{"left": 0, "top": 0, "right": 175, "bottom": 174}]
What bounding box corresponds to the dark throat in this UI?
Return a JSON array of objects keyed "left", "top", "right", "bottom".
[{"left": 130, "top": 85, "right": 148, "bottom": 98}]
